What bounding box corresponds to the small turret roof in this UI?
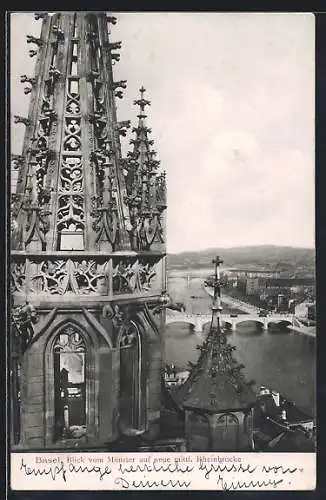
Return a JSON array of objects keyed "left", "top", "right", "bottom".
[{"left": 177, "top": 256, "right": 256, "bottom": 413}]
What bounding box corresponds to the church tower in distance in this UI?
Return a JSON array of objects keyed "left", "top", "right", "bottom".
[{"left": 10, "top": 12, "right": 167, "bottom": 450}]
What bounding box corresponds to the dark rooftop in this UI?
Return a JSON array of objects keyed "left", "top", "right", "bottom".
[{"left": 174, "top": 256, "right": 256, "bottom": 413}]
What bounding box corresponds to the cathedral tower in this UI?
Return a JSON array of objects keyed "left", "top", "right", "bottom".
[{"left": 10, "top": 12, "right": 167, "bottom": 449}]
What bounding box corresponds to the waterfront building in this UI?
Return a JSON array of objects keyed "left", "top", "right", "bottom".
[
  {"left": 266, "top": 278, "right": 315, "bottom": 288},
  {"left": 10, "top": 12, "right": 168, "bottom": 450},
  {"left": 245, "top": 277, "right": 267, "bottom": 295},
  {"left": 307, "top": 304, "right": 316, "bottom": 321},
  {"left": 253, "top": 387, "right": 315, "bottom": 451},
  {"left": 226, "top": 269, "right": 281, "bottom": 279},
  {"left": 295, "top": 301, "right": 315, "bottom": 319}
]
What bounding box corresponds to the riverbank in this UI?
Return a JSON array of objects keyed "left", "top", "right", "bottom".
[{"left": 290, "top": 325, "right": 316, "bottom": 338}]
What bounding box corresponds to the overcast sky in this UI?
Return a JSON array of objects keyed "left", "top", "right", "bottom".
[{"left": 10, "top": 12, "right": 315, "bottom": 252}]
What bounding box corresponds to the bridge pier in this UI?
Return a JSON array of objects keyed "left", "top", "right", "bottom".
[
  {"left": 232, "top": 320, "right": 237, "bottom": 332},
  {"left": 194, "top": 316, "right": 203, "bottom": 334}
]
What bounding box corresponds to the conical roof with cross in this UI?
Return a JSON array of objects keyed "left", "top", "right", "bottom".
[
  {"left": 123, "top": 86, "right": 167, "bottom": 251},
  {"left": 177, "top": 256, "right": 256, "bottom": 412}
]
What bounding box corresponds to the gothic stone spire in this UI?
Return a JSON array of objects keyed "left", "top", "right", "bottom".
[
  {"left": 11, "top": 12, "right": 142, "bottom": 252},
  {"left": 124, "top": 86, "right": 167, "bottom": 251},
  {"left": 10, "top": 12, "right": 168, "bottom": 449},
  {"left": 178, "top": 256, "right": 256, "bottom": 413}
]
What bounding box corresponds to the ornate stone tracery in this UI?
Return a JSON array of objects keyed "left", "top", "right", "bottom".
[
  {"left": 11, "top": 257, "right": 158, "bottom": 296},
  {"left": 56, "top": 46, "right": 85, "bottom": 248},
  {"left": 54, "top": 326, "right": 86, "bottom": 352}
]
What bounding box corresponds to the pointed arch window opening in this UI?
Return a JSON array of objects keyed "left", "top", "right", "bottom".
[
  {"left": 53, "top": 326, "right": 87, "bottom": 442},
  {"left": 57, "top": 195, "right": 85, "bottom": 250},
  {"left": 72, "top": 14, "right": 78, "bottom": 39},
  {"left": 187, "top": 411, "right": 210, "bottom": 452},
  {"left": 87, "top": 15, "right": 100, "bottom": 73},
  {"left": 11, "top": 168, "right": 19, "bottom": 195},
  {"left": 69, "top": 78, "right": 80, "bottom": 97},
  {"left": 70, "top": 45, "right": 79, "bottom": 77},
  {"left": 215, "top": 412, "right": 240, "bottom": 450},
  {"left": 96, "top": 47, "right": 101, "bottom": 72},
  {"left": 72, "top": 42, "right": 78, "bottom": 58},
  {"left": 69, "top": 14, "right": 79, "bottom": 76},
  {"left": 217, "top": 413, "right": 239, "bottom": 434},
  {"left": 57, "top": 226, "right": 85, "bottom": 251},
  {"left": 49, "top": 15, "right": 62, "bottom": 67},
  {"left": 50, "top": 42, "right": 57, "bottom": 67},
  {"left": 119, "top": 321, "right": 144, "bottom": 435}
]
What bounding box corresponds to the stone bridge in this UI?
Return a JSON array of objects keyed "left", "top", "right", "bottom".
[{"left": 165, "top": 309, "right": 295, "bottom": 334}]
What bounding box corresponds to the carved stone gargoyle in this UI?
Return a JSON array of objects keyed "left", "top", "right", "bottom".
[
  {"left": 106, "top": 16, "right": 117, "bottom": 25},
  {"left": 106, "top": 41, "right": 122, "bottom": 51},
  {"left": 52, "top": 25, "right": 64, "bottom": 40},
  {"left": 34, "top": 12, "right": 48, "bottom": 20},
  {"left": 20, "top": 75, "right": 36, "bottom": 85},
  {"left": 13, "top": 116, "right": 30, "bottom": 126},
  {"left": 115, "top": 120, "right": 131, "bottom": 137},
  {"left": 12, "top": 301, "right": 39, "bottom": 354},
  {"left": 112, "top": 80, "right": 127, "bottom": 90},
  {"left": 102, "top": 303, "right": 125, "bottom": 330},
  {"left": 26, "top": 35, "right": 43, "bottom": 47},
  {"left": 151, "top": 290, "right": 171, "bottom": 314}
]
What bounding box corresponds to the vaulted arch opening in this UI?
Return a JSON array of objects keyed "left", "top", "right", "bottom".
[
  {"left": 186, "top": 411, "right": 210, "bottom": 451},
  {"left": 42, "top": 318, "right": 99, "bottom": 448},
  {"left": 118, "top": 320, "right": 145, "bottom": 436},
  {"left": 214, "top": 412, "right": 240, "bottom": 451},
  {"left": 53, "top": 325, "right": 87, "bottom": 441}
]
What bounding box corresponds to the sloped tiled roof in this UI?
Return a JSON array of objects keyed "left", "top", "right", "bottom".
[
  {"left": 175, "top": 323, "right": 256, "bottom": 412},
  {"left": 171, "top": 256, "right": 256, "bottom": 413}
]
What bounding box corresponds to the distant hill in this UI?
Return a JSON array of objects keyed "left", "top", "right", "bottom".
[{"left": 167, "top": 245, "right": 315, "bottom": 277}]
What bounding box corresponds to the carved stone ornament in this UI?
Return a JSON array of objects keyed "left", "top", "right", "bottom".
[
  {"left": 102, "top": 303, "right": 125, "bottom": 330},
  {"left": 12, "top": 302, "right": 38, "bottom": 354}
]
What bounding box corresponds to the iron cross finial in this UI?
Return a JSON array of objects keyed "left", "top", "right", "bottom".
[{"left": 212, "top": 256, "right": 224, "bottom": 267}]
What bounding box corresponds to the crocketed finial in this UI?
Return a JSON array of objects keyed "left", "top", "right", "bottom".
[{"left": 133, "top": 86, "right": 151, "bottom": 113}]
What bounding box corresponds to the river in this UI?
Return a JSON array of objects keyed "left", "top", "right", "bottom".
[{"left": 165, "top": 269, "right": 316, "bottom": 416}]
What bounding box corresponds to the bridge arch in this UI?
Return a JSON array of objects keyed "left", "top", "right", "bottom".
[
  {"left": 165, "top": 313, "right": 210, "bottom": 334},
  {"left": 267, "top": 319, "right": 292, "bottom": 328},
  {"left": 165, "top": 317, "right": 196, "bottom": 328},
  {"left": 233, "top": 318, "right": 265, "bottom": 328}
]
